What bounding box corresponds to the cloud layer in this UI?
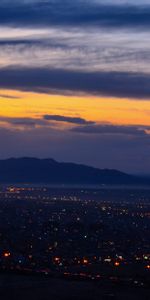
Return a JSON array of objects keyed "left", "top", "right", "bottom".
[
  {"left": 0, "top": 1, "right": 150, "bottom": 28},
  {"left": 0, "top": 67, "right": 150, "bottom": 99},
  {"left": 44, "top": 115, "right": 94, "bottom": 125},
  {"left": 0, "top": 1, "right": 150, "bottom": 98}
]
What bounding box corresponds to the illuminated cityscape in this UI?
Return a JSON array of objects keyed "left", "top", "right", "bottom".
[{"left": 0, "top": 186, "right": 149, "bottom": 294}]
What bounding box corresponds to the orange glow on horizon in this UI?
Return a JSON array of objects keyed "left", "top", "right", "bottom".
[{"left": 0, "top": 89, "right": 150, "bottom": 129}]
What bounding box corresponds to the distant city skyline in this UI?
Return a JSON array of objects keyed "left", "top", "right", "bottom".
[{"left": 0, "top": 0, "right": 150, "bottom": 173}]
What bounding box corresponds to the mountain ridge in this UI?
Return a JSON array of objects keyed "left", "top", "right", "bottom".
[{"left": 0, "top": 157, "right": 148, "bottom": 185}]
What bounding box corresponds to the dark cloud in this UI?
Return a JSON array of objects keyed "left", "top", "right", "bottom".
[
  {"left": 0, "top": 123, "right": 150, "bottom": 174},
  {"left": 0, "top": 93, "right": 21, "bottom": 99},
  {"left": 0, "top": 1, "right": 149, "bottom": 28},
  {"left": 1, "top": 116, "right": 150, "bottom": 140},
  {"left": 0, "top": 117, "right": 44, "bottom": 128},
  {"left": 0, "top": 39, "right": 65, "bottom": 49},
  {"left": 44, "top": 115, "right": 94, "bottom": 125},
  {"left": 71, "top": 124, "right": 150, "bottom": 136},
  {"left": 0, "top": 67, "right": 150, "bottom": 99},
  {"left": 0, "top": 115, "right": 94, "bottom": 128},
  {"left": 11, "top": 119, "right": 36, "bottom": 127},
  {"left": 0, "top": 39, "right": 41, "bottom": 46}
]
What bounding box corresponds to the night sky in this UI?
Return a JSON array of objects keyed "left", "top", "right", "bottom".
[{"left": 0, "top": 0, "right": 150, "bottom": 173}]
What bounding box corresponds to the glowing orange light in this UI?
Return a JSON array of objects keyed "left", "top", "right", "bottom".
[
  {"left": 114, "top": 262, "right": 120, "bottom": 267},
  {"left": 146, "top": 265, "right": 150, "bottom": 269},
  {"left": 54, "top": 257, "right": 60, "bottom": 262},
  {"left": 83, "top": 259, "right": 88, "bottom": 264},
  {"left": 3, "top": 252, "right": 11, "bottom": 258}
]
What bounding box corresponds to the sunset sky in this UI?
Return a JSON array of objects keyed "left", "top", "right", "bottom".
[{"left": 1, "top": 0, "right": 150, "bottom": 173}]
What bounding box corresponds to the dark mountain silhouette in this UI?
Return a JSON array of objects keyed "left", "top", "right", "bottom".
[{"left": 0, "top": 157, "right": 148, "bottom": 185}]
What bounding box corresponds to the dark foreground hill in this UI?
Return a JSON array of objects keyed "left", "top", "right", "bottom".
[
  {"left": 0, "top": 157, "right": 148, "bottom": 185},
  {"left": 0, "top": 274, "right": 149, "bottom": 300}
]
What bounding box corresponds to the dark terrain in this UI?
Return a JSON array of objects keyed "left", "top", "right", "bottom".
[
  {"left": 0, "top": 275, "right": 149, "bottom": 300},
  {"left": 0, "top": 157, "right": 147, "bottom": 185}
]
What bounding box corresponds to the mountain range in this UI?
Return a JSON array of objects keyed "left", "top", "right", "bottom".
[{"left": 0, "top": 157, "right": 148, "bottom": 185}]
